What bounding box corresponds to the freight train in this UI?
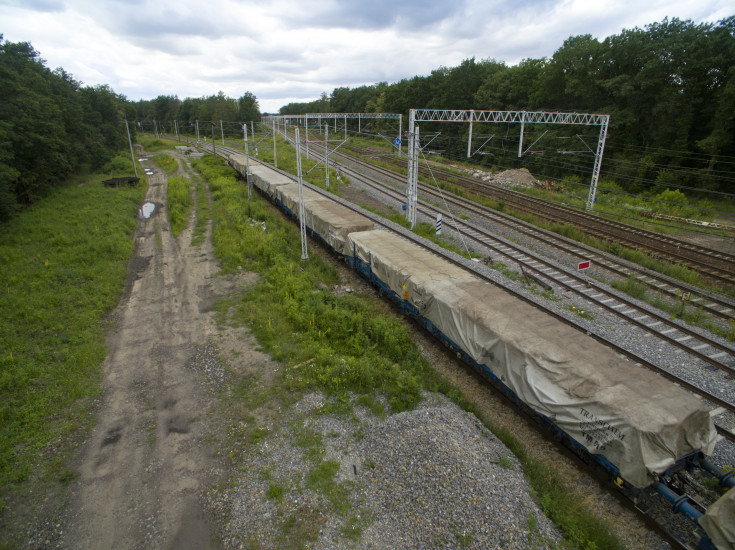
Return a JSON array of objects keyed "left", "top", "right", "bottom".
[{"left": 227, "top": 153, "right": 733, "bottom": 550}]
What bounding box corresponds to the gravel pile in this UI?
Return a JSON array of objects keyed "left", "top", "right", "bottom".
[
  {"left": 456, "top": 167, "right": 538, "bottom": 188},
  {"left": 354, "top": 397, "right": 561, "bottom": 548},
  {"left": 212, "top": 393, "right": 562, "bottom": 549}
]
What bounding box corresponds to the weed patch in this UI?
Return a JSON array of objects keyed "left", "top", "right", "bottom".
[
  {"left": 0, "top": 169, "right": 146, "bottom": 507},
  {"left": 167, "top": 175, "right": 194, "bottom": 236},
  {"left": 152, "top": 153, "right": 178, "bottom": 175}
]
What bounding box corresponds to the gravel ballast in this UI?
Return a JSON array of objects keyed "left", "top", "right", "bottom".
[{"left": 212, "top": 393, "right": 562, "bottom": 549}]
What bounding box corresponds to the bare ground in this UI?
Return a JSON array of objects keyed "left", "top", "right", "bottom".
[{"left": 56, "top": 155, "right": 236, "bottom": 549}]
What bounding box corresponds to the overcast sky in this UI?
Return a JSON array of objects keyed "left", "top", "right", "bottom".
[{"left": 2, "top": 0, "right": 732, "bottom": 113}]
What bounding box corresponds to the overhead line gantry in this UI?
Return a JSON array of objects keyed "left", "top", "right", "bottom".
[{"left": 405, "top": 109, "right": 610, "bottom": 227}]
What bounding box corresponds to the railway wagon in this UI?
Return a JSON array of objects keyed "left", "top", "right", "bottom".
[
  {"left": 699, "top": 487, "right": 735, "bottom": 549},
  {"left": 229, "top": 154, "right": 718, "bottom": 488},
  {"left": 229, "top": 154, "right": 374, "bottom": 255},
  {"left": 228, "top": 153, "right": 730, "bottom": 548},
  {"left": 345, "top": 229, "right": 718, "bottom": 488}
]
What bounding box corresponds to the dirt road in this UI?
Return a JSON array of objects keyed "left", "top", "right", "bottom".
[{"left": 59, "top": 156, "right": 229, "bottom": 549}]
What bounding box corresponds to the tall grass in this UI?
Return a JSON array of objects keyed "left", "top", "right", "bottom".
[
  {"left": 137, "top": 135, "right": 179, "bottom": 152},
  {"left": 0, "top": 161, "right": 146, "bottom": 508},
  {"left": 152, "top": 153, "right": 178, "bottom": 175},
  {"left": 167, "top": 176, "right": 194, "bottom": 236}
]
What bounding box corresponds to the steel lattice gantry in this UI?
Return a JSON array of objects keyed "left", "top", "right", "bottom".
[
  {"left": 404, "top": 109, "right": 610, "bottom": 226},
  {"left": 264, "top": 112, "right": 401, "bottom": 137},
  {"left": 264, "top": 112, "right": 404, "bottom": 159}
]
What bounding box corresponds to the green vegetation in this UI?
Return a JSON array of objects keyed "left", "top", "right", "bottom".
[
  {"left": 194, "top": 154, "right": 625, "bottom": 549},
  {"left": 567, "top": 305, "right": 594, "bottom": 321},
  {"left": 0, "top": 38, "right": 134, "bottom": 222},
  {"left": 611, "top": 276, "right": 647, "bottom": 300},
  {"left": 497, "top": 454, "right": 515, "bottom": 470},
  {"left": 167, "top": 175, "right": 194, "bottom": 236},
  {"left": 0, "top": 155, "right": 146, "bottom": 507},
  {"left": 152, "top": 153, "right": 178, "bottom": 175},
  {"left": 266, "top": 482, "right": 285, "bottom": 499},
  {"left": 492, "top": 426, "right": 624, "bottom": 550},
  {"left": 191, "top": 177, "right": 211, "bottom": 247},
  {"left": 134, "top": 91, "right": 260, "bottom": 140},
  {"left": 136, "top": 135, "right": 179, "bottom": 153},
  {"left": 306, "top": 460, "right": 351, "bottom": 515}
]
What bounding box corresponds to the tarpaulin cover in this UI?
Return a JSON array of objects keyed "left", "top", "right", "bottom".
[
  {"left": 273, "top": 183, "right": 323, "bottom": 212},
  {"left": 302, "top": 200, "right": 373, "bottom": 256},
  {"left": 348, "top": 230, "right": 718, "bottom": 488},
  {"left": 229, "top": 157, "right": 292, "bottom": 196},
  {"left": 699, "top": 488, "right": 735, "bottom": 550}
]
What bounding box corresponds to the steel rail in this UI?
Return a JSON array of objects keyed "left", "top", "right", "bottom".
[{"left": 335, "top": 146, "right": 735, "bottom": 322}]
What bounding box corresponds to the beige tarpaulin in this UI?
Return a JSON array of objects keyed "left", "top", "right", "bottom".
[
  {"left": 700, "top": 488, "right": 735, "bottom": 550},
  {"left": 348, "top": 230, "right": 718, "bottom": 488}
]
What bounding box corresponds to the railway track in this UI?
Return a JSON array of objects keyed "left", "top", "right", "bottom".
[
  {"left": 264, "top": 138, "right": 735, "bottom": 441},
  {"left": 338, "top": 150, "right": 735, "bottom": 324},
  {"left": 206, "top": 140, "right": 731, "bottom": 549},
  {"left": 213, "top": 139, "right": 735, "bottom": 443},
  {"left": 349, "top": 145, "right": 735, "bottom": 288}
]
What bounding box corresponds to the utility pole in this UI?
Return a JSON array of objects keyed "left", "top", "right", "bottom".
[
  {"left": 220, "top": 120, "right": 225, "bottom": 145},
  {"left": 124, "top": 119, "right": 137, "bottom": 177},
  {"left": 211, "top": 123, "right": 216, "bottom": 159},
  {"left": 295, "top": 127, "right": 308, "bottom": 260},
  {"left": 272, "top": 119, "right": 278, "bottom": 168},
  {"left": 324, "top": 124, "right": 330, "bottom": 189},
  {"left": 244, "top": 123, "right": 251, "bottom": 199}
]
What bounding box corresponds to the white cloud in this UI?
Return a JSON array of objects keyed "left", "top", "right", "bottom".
[{"left": 1, "top": 0, "right": 732, "bottom": 113}]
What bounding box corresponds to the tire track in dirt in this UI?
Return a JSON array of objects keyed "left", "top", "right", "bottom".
[{"left": 59, "top": 154, "right": 228, "bottom": 549}]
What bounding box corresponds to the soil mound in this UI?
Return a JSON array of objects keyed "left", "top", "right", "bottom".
[{"left": 495, "top": 168, "right": 538, "bottom": 187}]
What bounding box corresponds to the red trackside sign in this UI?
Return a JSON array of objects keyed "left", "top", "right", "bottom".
[{"left": 578, "top": 260, "right": 591, "bottom": 270}]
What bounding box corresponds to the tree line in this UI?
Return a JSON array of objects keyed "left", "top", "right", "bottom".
[
  {"left": 281, "top": 17, "right": 735, "bottom": 196},
  {"left": 133, "top": 91, "right": 261, "bottom": 138},
  {"left": 0, "top": 37, "right": 135, "bottom": 221},
  {"left": 0, "top": 37, "right": 262, "bottom": 222}
]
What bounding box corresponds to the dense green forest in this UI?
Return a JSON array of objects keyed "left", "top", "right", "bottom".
[
  {"left": 0, "top": 36, "right": 261, "bottom": 223},
  {"left": 0, "top": 36, "right": 135, "bottom": 221},
  {"left": 281, "top": 17, "right": 735, "bottom": 198},
  {"left": 133, "top": 91, "right": 261, "bottom": 138}
]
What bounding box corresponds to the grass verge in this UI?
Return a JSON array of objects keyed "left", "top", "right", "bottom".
[
  {"left": 0, "top": 154, "right": 146, "bottom": 520},
  {"left": 167, "top": 175, "right": 194, "bottom": 237},
  {"left": 152, "top": 153, "right": 178, "bottom": 175}
]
